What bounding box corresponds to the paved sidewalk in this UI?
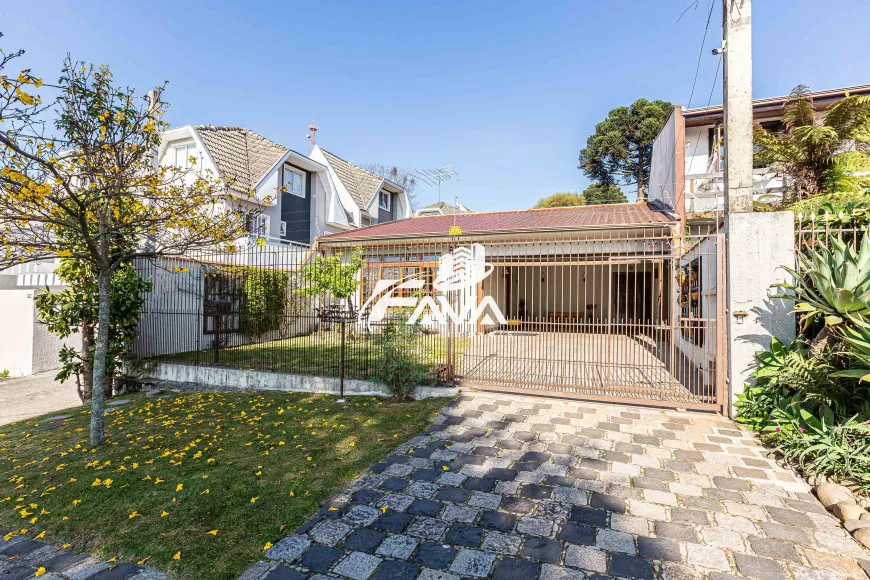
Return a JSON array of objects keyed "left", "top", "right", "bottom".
[
  {"left": 244, "top": 392, "right": 870, "bottom": 580},
  {"left": 0, "top": 372, "right": 82, "bottom": 426},
  {"left": 0, "top": 528, "right": 166, "bottom": 579}
]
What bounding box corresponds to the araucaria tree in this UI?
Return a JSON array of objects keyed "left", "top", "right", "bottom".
[
  {"left": 578, "top": 98, "right": 673, "bottom": 200},
  {"left": 0, "top": 43, "right": 250, "bottom": 445}
]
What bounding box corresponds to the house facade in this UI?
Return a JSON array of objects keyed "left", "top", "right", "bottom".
[
  {"left": 315, "top": 202, "right": 726, "bottom": 413},
  {"left": 414, "top": 201, "right": 474, "bottom": 217},
  {"left": 309, "top": 145, "right": 412, "bottom": 229},
  {"left": 680, "top": 84, "right": 870, "bottom": 213},
  {"left": 157, "top": 126, "right": 412, "bottom": 247}
]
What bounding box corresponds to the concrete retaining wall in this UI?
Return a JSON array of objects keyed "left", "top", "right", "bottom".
[{"left": 144, "top": 362, "right": 458, "bottom": 400}]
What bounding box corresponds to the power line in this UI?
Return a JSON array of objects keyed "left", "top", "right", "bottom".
[{"left": 686, "top": 0, "right": 716, "bottom": 109}]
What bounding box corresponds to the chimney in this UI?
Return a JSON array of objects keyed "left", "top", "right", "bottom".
[{"left": 307, "top": 123, "right": 318, "bottom": 152}]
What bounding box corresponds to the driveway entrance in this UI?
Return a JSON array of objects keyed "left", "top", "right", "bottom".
[{"left": 247, "top": 392, "right": 869, "bottom": 580}]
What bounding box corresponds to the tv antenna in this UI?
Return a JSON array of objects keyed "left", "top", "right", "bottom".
[{"left": 413, "top": 165, "right": 458, "bottom": 203}]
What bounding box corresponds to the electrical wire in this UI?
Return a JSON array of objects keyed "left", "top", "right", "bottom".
[{"left": 687, "top": 0, "right": 716, "bottom": 109}]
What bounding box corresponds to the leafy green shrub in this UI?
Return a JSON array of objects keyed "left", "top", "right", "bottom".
[
  {"left": 373, "top": 320, "right": 429, "bottom": 401},
  {"left": 239, "top": 269, "right": 290, "bottom": 338},
  {"left": 738, "top": 232, "right": 870, "bottom": 492}
]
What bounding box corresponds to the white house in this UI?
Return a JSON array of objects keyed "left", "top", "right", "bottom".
[
  {"left": 309, "top": 144, "right": 412, "bottom": 229},
  {"left": 414, "top": 201, "right": 473, "bottom": 217},
  {"left": 679, "top": 84, "right": 870, "bottom": 213},
  {"left": 157, "top": 127, "right": 412, "bottom": 245}
]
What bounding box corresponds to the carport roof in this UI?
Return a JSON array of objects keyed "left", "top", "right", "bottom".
[{"left": 318, "top": 202, "right": 674, "bottom": 242}]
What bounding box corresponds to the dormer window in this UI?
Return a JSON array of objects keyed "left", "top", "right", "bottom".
[
  {"left": 379, "top": 191, "right": 390, "bottom": 211},
  {"left": 173, "top": 142, "right": 196, "bottom": 169},
  {"left": 283, "top": 166, "right": 305, "bottom": 197}
]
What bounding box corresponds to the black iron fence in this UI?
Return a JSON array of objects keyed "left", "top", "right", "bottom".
[{"left": 132, "top": 244, "right": 454, "bottom": 386}]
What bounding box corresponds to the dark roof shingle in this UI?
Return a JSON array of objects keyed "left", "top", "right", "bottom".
[{"left": 320, "top": 202, "right": 673, "bottom": 241}]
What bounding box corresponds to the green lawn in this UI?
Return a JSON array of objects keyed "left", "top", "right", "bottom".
[
  {"left": 0, "top": 391, "right": 450, "bottom": 579},
  {"left": 157, "top": 331, "right": 468, "bottom": 384}
]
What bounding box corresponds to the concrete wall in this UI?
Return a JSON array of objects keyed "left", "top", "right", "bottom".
[
  {"left": 0, "top": 290, "right": 36, "bottom": 376},
  {"left": 31, "top": 288, "right": 81, "bottom": 375},
  {"left": 649, "top": 107, "right": 681, "bottom": 213},
  {"left": 673, "top": 236, "right": 719, "bottom": 387},
  {"left": 0, "top": 288, "right": 78, "bottom": 376},
  {"left": 725, "top": 211, "right": 795, "bottom": 414},
  {"left": 146, "top": 362, "right": 457, "bottom": 400}
]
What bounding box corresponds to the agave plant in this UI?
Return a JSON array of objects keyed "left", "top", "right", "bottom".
[
  {"left": 775, "top": 234, "right": 870, "bottom": 333},
  {"left": 834, "top": 315, "right": 870, "bottom": 383}
]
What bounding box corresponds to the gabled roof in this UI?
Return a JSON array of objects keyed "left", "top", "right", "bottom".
[
  {"left": 319, "top": 202, "right": 673, "bottom": 242},
  {"left": 195, "top": 126, "right": 289, "bottom": 193},
  {"left": 319, "top": 149, "right": 390, "bottom": 209},
  {"left": 416, "top": 201, "right": 474, "bottom": 216}
]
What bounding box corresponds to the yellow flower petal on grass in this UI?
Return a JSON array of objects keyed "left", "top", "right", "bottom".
[
  {"left": 175, "top": 484, "right": 183, "bottom": 492},
  {"left": 263, "top": 542, "right": 272, "bottom": 551},
  {"left": 128, "top": 511, "right": 141, "bottom": 519},
  {"left": 207, "top": 530, "right": 218, "bottom": 536},
  {"left": 172, "top": 551, "right": 181, "bottom": 560},
  {"left": 34, "top": 567, "right": 46, "bottom": 577},
  {"left": 250, "top": 497, "right": 258, "bottom": 503}
]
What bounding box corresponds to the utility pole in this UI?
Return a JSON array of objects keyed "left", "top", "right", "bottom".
[
  {"left": 720, "top": 0, "right": 795, "bottom": 417},
  {"left": 722, "top": 0, "right": 753, "bottom": 213}
]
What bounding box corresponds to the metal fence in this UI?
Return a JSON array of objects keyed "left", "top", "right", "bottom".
[
  {"left": 133, "top": 225, "right": 726, "bottom": 412},
  {"left": 795, "top": 213, "right": 870, "bottom": 260},
  {"left": 132, "top": 245, "right": 451, "bottom": 386}
]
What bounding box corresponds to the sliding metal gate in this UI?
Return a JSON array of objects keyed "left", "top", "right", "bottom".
[{"left": 334, "top": 226, "right": 726, "bottom": 413}]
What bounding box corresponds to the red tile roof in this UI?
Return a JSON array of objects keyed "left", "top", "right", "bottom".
[{"left": 319, "top": 202, "right": 673, "bottom": 242}]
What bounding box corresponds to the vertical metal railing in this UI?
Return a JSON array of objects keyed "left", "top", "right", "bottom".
[{"left": 132, "top": 225, "right": 723, "bottom": 410}]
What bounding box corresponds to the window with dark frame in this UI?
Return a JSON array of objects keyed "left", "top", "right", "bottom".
[{"left": 203, "top": 273, "right": 241, "bottom": 334}]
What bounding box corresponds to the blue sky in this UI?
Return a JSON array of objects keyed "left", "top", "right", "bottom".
[{"left": 2, "top": 1, "right": 868, "bottom": 210}]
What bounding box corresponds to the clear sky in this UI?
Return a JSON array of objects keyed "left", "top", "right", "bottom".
[{"left": 2, "top": 1, "right": 868, "bottom": 210}]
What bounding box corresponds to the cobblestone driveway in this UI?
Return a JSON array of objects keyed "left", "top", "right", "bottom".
[{"left": 244, "top": 392, "right": 870, "bottom": 580}]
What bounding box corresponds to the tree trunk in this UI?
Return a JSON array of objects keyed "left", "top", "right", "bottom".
[
  {"left": 89, "top": 268, "right": 112, "bottom": 446},
  {"left": 79, "top": 325, "right": 95, "bottom": 404},
  {"left": 636, "top": 164, "right": 646, "bottom": 201}
]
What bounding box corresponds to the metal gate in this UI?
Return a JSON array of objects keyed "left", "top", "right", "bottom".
[
  {"left": 135, "top": 225, "right": 726, "bottom": 414},
  {"left": 342, "top": 226, "right": 726, "bottom": 413}
]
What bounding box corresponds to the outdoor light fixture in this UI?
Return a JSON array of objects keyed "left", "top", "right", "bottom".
[{"left": 733, "top": 310, "right": 748, "bottom": 324}]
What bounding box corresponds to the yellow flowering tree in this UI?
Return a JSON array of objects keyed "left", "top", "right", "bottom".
[{"left": 0, "top": 40, "right": 253, "bottom": 445}]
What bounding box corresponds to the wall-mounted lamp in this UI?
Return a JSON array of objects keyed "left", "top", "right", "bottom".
[{"left": 733, "top": 310, "right": 748, "bottom": 324}]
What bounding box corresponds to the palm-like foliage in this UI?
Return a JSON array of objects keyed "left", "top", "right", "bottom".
[
  {"left": 776, "top": 235, "right": 870, "bottom": 331},
  {"left": 754, "top": 85, "right": 870, "bottom": 202}
]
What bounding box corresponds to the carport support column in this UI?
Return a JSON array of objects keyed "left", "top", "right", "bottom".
[{"left": 724, "top": 213, "right": 794, "bottom": 415}]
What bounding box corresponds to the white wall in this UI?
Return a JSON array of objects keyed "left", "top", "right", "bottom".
[
  {"left": 649, "top": 109, "right": 678, "bottom": 212},
  {"left": 673, "top": 236, "right": 719, "bottom": 387},
  {"left": 0, "top": 290, "right": 36, "bottom": 376}
]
